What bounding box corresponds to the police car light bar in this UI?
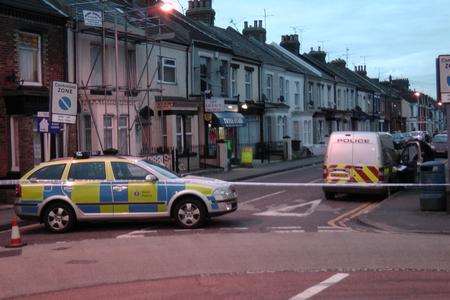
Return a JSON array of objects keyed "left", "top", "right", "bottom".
[{"left": 73, "top": 151, "right": 91, "bottom": 159}]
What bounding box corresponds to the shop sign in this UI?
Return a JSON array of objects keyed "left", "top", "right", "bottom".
[
  {"left": 205, "top": 97, "right": 225, "bottom": 113},
  {"left": 156, "top": 101, "right": 174, "bottom": 110}
]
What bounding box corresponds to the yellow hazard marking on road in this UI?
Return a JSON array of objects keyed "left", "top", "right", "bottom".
[{"left": 327, "top": 202, "right": 371, "bottom": 229}]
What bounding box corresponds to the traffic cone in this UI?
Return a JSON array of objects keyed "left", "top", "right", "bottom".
[{"left": 5, "top": 218, "right": 26, "bottom": 248}]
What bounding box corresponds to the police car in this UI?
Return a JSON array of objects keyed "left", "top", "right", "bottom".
[{"left": 14, "top": 152, "right": 238, "bottom": 233}]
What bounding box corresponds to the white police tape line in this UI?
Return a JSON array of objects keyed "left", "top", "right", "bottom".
[{"left": 0, "top": 179, "right": 449, "bottom": 188}]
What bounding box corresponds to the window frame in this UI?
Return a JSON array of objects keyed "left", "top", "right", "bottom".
[
  {"left": 220, "top": 60, "right": 229, "bottom": 97},
  {"left": 103, "top": 115, "right": 113, "bottom": 149},
  {"left": 231, "top": 67, "right": 238, "bottom": 97},
  {"left": 18, "top": 31, "right": 42, "bottom": 86},
  {"left": 118, "top": 115, "right": 129, "bottom": 154},
  {"left": 245, "top": 70, "right": 253, "bottom": 100},
  {"left": 157, "top": 56, "right": 177, "bottom": 84},
  {"left": 294, "top": 81, "right": 300, "bottom": 108},
  {"left": 266, "top": 74, "right": 273, "bottom": 101},
  {"left": 90, "top": 43, "right": 103, "bottom": 87}
]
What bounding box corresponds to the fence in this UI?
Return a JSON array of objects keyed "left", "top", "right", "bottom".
[{"left": 141, "top": 145, "right": 220, "bottom": 173}]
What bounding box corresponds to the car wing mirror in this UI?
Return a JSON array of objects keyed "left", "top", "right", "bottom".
[{"left": 145, "top": 174, "right": 158, "bottom": 182}]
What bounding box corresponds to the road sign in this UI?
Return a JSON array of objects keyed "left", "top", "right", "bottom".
[
  {"left": 35, "top": 117, "right": 62, "bottom": 134},
  {"left": 51, "top": 81, "right": 78, "bottom": 124},
  {"left": 437, "top": 55, "right": 450, "bottom": 103},
  {"left": 83, "top": 10, "right": 102, "bottom": 27}
]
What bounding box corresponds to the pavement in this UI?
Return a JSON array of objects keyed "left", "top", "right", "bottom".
[
  {"left": 358, "top": 188, "right": 450, "bottom": 234},
  {"left": 205, "top": 155, "right": 323, "bottom": 182}
]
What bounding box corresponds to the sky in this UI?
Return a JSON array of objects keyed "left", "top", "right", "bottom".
[{"left": 173, "top": 0, "right": 450, "bottom": 98}]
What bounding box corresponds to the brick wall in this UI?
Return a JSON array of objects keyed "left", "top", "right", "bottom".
[{"left": 0, "top": 8, "right": 72, "bottom": 177}]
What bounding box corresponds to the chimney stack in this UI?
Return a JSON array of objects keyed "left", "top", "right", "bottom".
[
  {"left": 308, "top": 46, "right": 326, "bottom": 63},
  {"left": 355, "top": 65, "right": 367, "bottom": 77},
  {"left": 186, "top": 0, "right": 216, "bottom": 26},
  {"left": 242, "top": 19, "right": 267, "bottom": 43},
  {"left": 280, "top": 34, "right": 300, "bottom": 56}
]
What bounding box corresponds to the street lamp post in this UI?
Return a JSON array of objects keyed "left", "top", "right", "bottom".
[{"left": 414, "top": 91, "right": 421, "bottom": 131}]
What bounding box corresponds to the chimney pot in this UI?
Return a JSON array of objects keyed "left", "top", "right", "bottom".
[
  {"left": 254, "top": 20, "right": 258, "bottom": 27},
  {"left": 318, "top": 46, "right": 321, "bottom": 51},
  {"left": 244, "top": 21, "right": 248, "bottom": 28},
  {"left": 259, "top": 20, "right": 263, "bottom": 27}
]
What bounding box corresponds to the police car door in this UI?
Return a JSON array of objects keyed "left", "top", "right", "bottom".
[
  {"left": 68, "top": 161, "right": 113, "bottom": 214},
  {"left": 110, "top": 162, "right": 164, "bottom": 215}
]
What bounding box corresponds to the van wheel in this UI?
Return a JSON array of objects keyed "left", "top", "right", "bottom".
[
  {"left": 324, "top": 192, "right": 336, "bottom": 200},
  {"left": 43, "top": 202, "right": 76, "bottom": 233}
]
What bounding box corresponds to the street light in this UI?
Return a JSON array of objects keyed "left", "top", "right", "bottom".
[{"left": 160, "top": 1, "right": 175, "bottom": 12}]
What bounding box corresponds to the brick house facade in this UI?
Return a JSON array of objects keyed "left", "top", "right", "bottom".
[{"left": 0, "top": 2, "right": 77, "bottom": 178}]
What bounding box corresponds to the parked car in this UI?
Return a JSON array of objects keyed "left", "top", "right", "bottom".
[
  {"left": 431, "top": 134, "right": 448, "bottom": 157},
  {"left": 15, "top": 153, "right": 238, "bottom": 233},
  {"left": 409, "top": 131, "right": 431, "bottom": 143},
  {"left": 323, "top": 131, "right": 398, "bottom": 199},
  {"left": 397, "top": 140, "right": 435, "bottom": 183},
  {"left": 392, "top": 132, "right": 412, "bottom": 150}
]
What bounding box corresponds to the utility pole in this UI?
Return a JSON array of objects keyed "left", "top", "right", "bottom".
[{"left": 114, "top": 14, "right": 120, "bottom": 151}]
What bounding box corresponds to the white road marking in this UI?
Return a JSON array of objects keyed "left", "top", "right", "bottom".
[
  {"left": 219, "top": 227, "right": 249, "bottom": 231},
  {"left": 242, "top": 190, "right": 287, "bottom": 205},
  {"left": 268, "top": 226, "right": 304, "bottom": 230},
  {"left": 273, "top": 230, "right": 305, "bottom": 234},
  {"left": 289, "top": 273, "right": 349, "bottom": 300},
  {"left": 116, "top": 229, "right": 157, "bottom": 239},
  {"left": 318, "top": 229, "right": 352, "bottom": 233},
  {"left": 254, "top": 199, "right": 321, "bottom": 218}
]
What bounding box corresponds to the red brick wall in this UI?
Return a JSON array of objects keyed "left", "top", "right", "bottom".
[{"left": 0, "top": 9, "right": 72, "bottom": 177}]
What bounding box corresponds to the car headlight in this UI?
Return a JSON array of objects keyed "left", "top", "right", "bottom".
[{"left": 213, "top": 187, "right": 236, "bottom": 201}]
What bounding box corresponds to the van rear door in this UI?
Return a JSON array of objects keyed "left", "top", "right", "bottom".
[
  {"left": 326, "top": 133, "right": 354, "bottom": 182},
  {"left": 351, "top": 132, "right": 380, "bottom": 183}
]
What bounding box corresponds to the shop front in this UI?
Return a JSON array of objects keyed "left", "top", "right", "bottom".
[{"left": 205, "top": 110, "right": 246, "bottom": 162}]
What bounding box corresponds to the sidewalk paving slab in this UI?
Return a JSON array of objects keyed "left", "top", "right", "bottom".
[{"left": 359, "top": 189, "right": 450, "bottom": 235}]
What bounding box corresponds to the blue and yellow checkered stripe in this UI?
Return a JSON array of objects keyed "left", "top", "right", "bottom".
[{"left": 18, "top": 181, "right": 220, "bottom": 215}]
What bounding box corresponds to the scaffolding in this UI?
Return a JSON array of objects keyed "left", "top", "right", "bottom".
[{"left": 67, "top": 0, "right": 172, "bottom": 155}]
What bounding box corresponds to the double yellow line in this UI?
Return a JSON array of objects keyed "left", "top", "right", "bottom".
[{"left": 328, "top": 202, "right": 379, "bottom": 229}]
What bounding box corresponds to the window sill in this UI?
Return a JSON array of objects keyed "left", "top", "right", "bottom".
[
  {"left": 157, "top": 81, "right": 177, "bottom": 85},
  {"left": 22, "top": 81, "right": 42, "bottom": 87}
]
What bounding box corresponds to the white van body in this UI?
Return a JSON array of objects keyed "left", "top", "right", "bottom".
[{"left": 323, "top": 132, "right": 397, "bottom": 198}]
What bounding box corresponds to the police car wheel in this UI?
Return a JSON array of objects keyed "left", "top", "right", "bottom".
[
  {"left": 43, "top": 203, "right": 76, "bottom": 233},
  {"left": 174, "top": 198, "right": 206, "bottom": 229}
]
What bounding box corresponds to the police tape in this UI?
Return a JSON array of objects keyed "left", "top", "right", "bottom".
[{"left": 0, "top": 179, "right": 449, "bottom": 188}]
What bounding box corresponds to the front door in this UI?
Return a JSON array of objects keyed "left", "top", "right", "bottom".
[
  {"left": 110, "top": 162, "right": 166, "bottom": 214},
  {"left": 68, "top": 161, "right": 113, "bottom": 214}
]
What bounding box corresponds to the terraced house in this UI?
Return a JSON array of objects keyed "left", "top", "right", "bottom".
[{"left": 0, "top": 0, "right": 77, "bottom": 180}]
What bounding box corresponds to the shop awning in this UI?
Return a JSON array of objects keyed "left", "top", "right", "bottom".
[{"left": 212, "top": 112, "right": 246, "bottom": 128}]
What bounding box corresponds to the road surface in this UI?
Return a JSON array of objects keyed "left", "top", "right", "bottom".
[{"left": 1, "top": 165, "right": 449, "bottom": 299}]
